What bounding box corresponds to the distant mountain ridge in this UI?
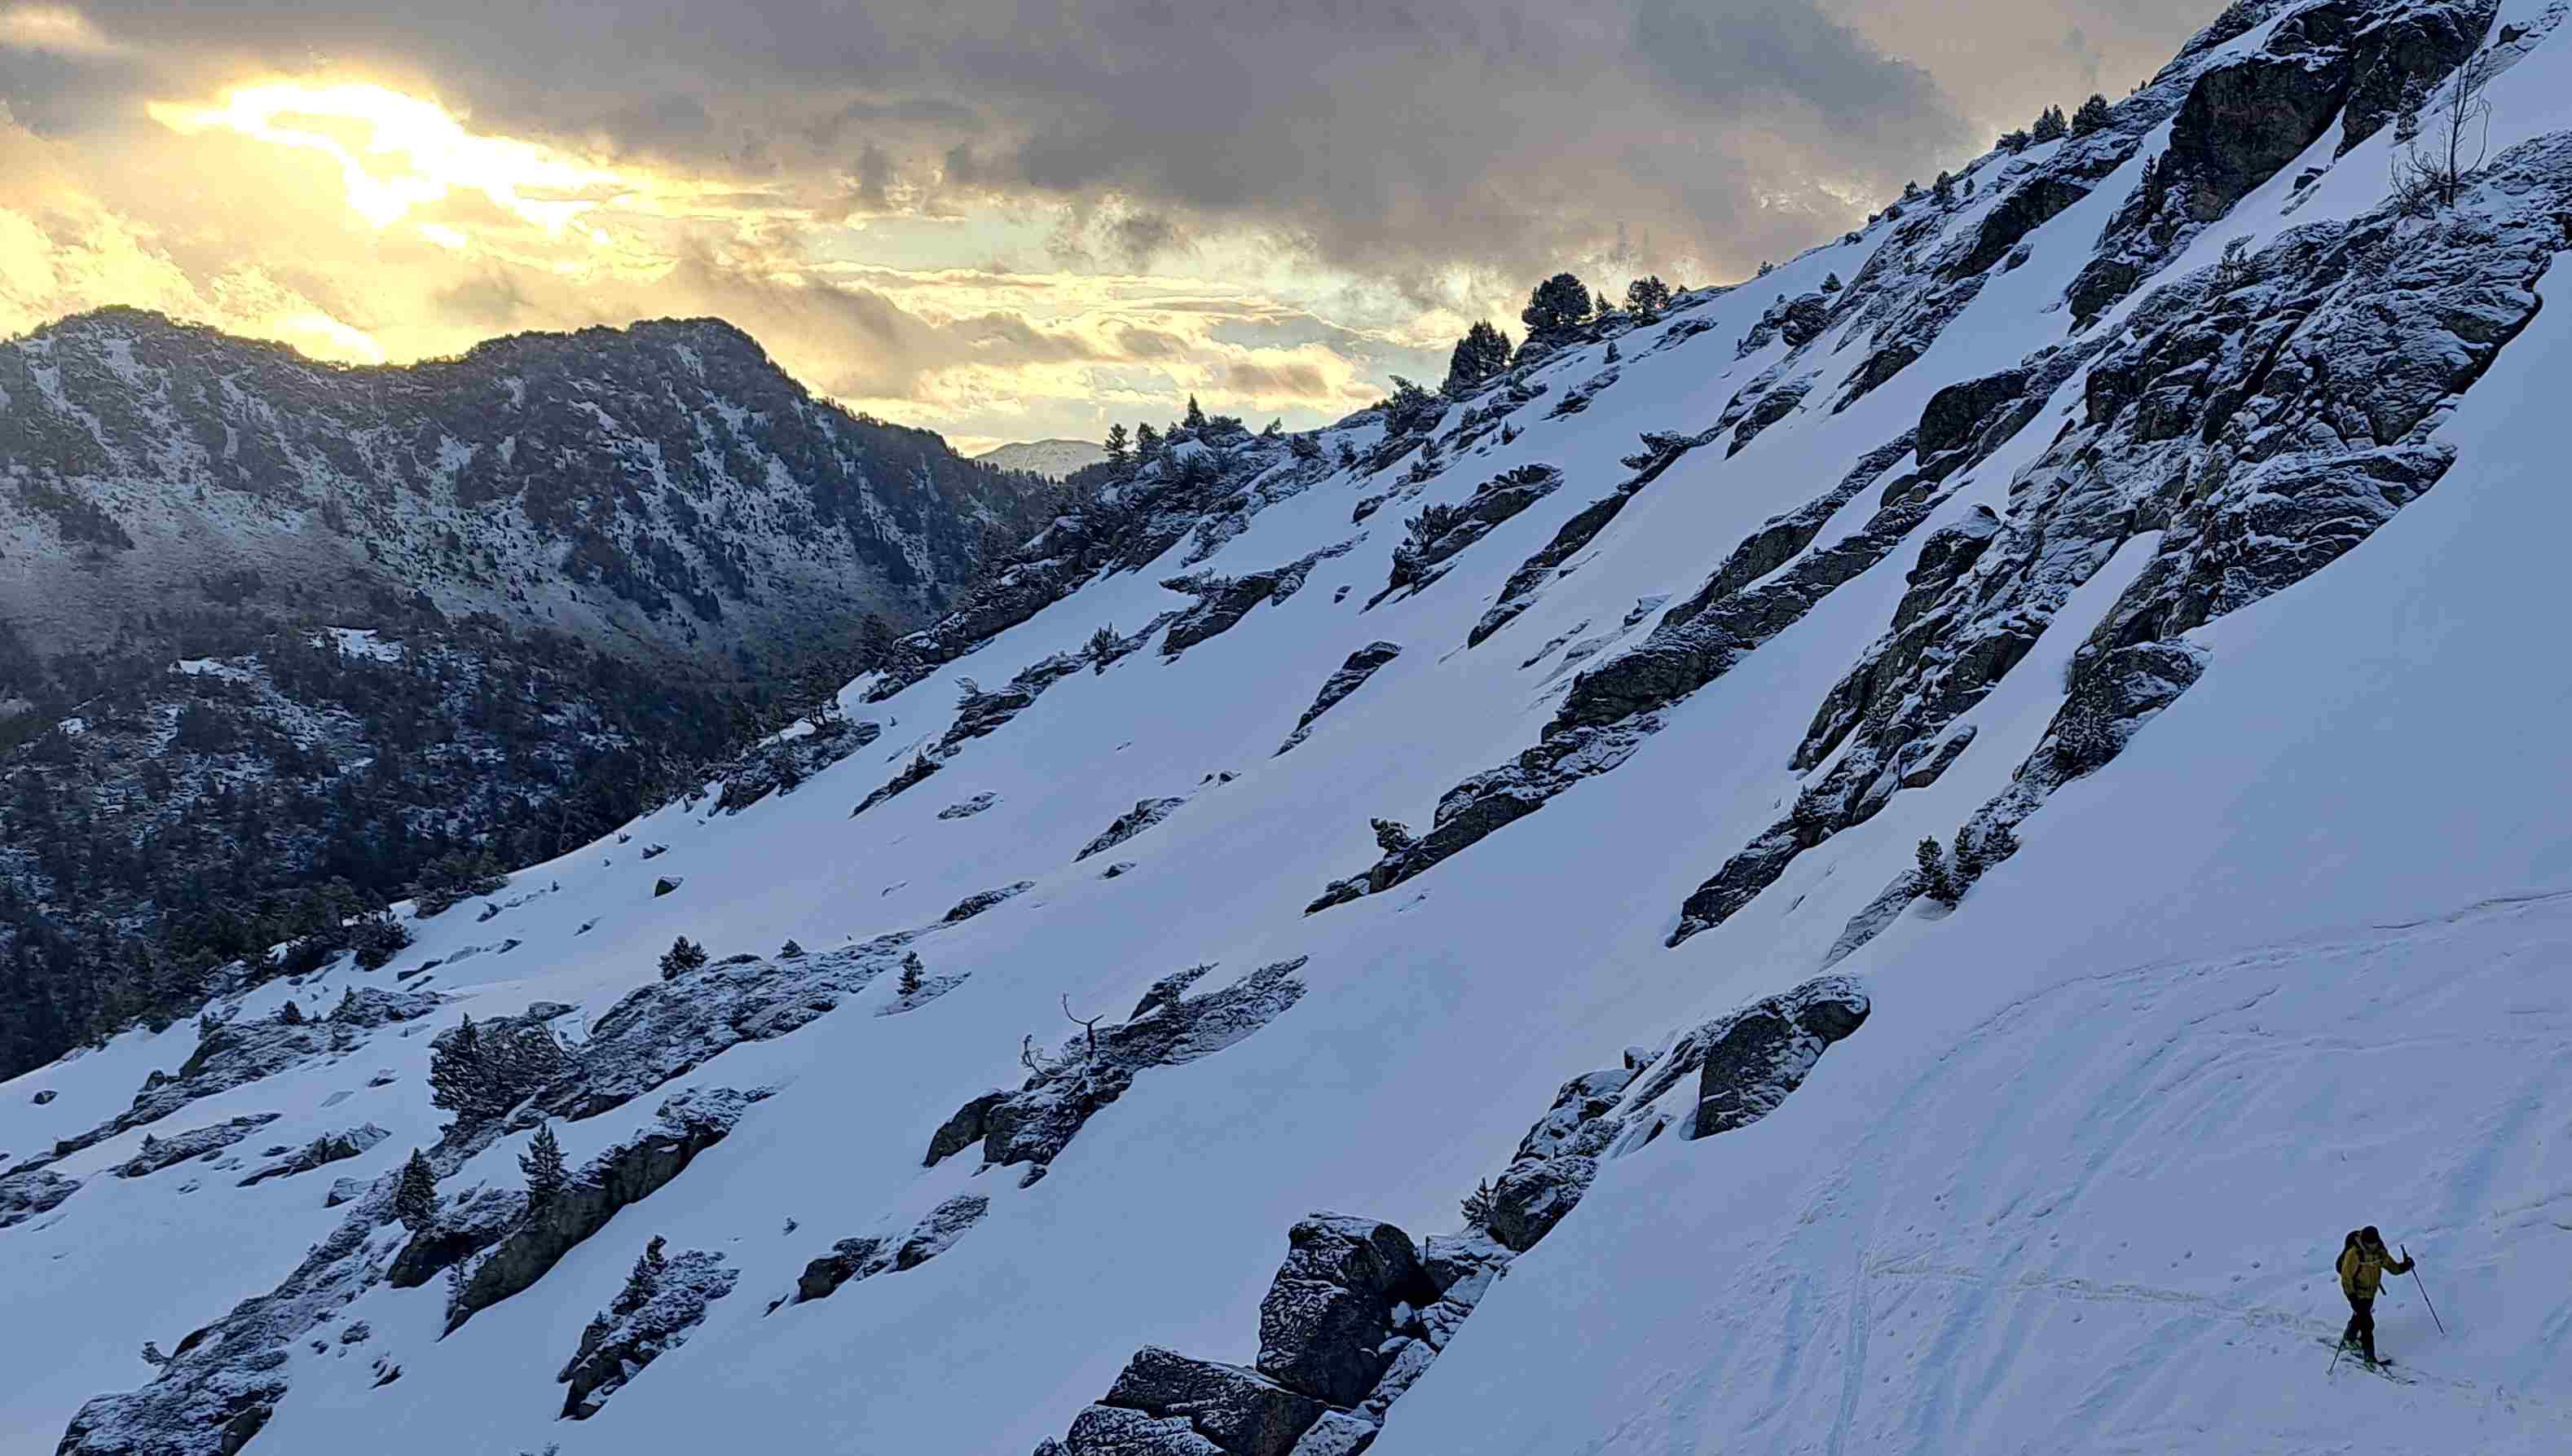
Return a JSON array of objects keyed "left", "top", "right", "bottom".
[
  {"left": 975, "top": 438, "right": 1112, "bottom": 479},
  {"left": 0, "top": 307, "right": 1056, "bottom": 675}
]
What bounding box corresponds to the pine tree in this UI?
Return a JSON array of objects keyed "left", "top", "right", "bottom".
[
  {"left": 658, "top": 936, "right": 707, "bottom": 980},
  {"left": 858, "top": 612, "right": 896, "bottom": 669},
  {"left": 1183, "top": 395, "right": 1208, "bottom": 431},
  {"left": 1932, "top": 170, "right": 1954, "bottom": 204},
  {"left": 1262, "top": 418, "right": 1283, "bottom": 438},
  {"left": 520, "top": 1123, "right": 568, "bottom": 1207},
  {"left": 1521, "top": 273, "right": 1593, "bottom": 336},
  {"left": 614, "top": 1235, "right": 667, "bottom": 1317},
  {"left": 278, "top": 999, "right": 305, "bottom": 1025},
  {"left": 1915, "top": 838, "right": 1959, "bottom": 907},
  {"left": 1103, "top": 423, "right": 1130, "bottom": 462},
  {"left": 2032, "top": 105, "right": 2068, "bottom": 143},
  {"left": 1953, "top": 826, "right": 1988, "bottom": 889},
  {"left": 2071, "top": 93, "right": 2112, "bottom": 137},
  {"left": 1135, "top": 422, "right": 1162, "bottom": 459},
  {"left": 1822, "top": 271, "right": 1844, "bottom": 293},
  {"left": 899, "top": 952, "right": 925, "bottom": 996},
  {"left": 429, "top": 1015, "right": 492, "bottom": 1122},
  {"left": 1603, "top": 339, "right": 1621, "bottom": 363},
  {"left": 394, "top": 1148, "right": 437, "bottom": 1232},
  {"left": 778, "top": 939, "right": 805, "bottom": 960},
  {"left": 1442, "top": 320, "right": 1513, "bottom": 394},
  {"left": 1460, "top": 1178, "right": 1499, "bottom": 1229},
  {"left": 1998, "top": 126, "right": 2032, "bottom": 152},
  {"left": 1623, "top": 275, "right": 1672, "bottom": 318}
]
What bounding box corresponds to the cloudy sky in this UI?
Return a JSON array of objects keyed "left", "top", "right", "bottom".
[{"left": 0, "top": 1, "right": 2207, "bottom": 452}]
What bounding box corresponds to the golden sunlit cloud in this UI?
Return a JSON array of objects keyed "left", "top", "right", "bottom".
[{"left": 149, "top": 81, "right": 628, "bottom": 236}]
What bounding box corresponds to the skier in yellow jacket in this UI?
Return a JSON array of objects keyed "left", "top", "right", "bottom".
[{"left": 2337, "top": 1225, "right": 2414, "bottom": 1366}]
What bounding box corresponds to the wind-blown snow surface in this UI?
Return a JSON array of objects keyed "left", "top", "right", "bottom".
[{"left": 7, "top": 4, "right": 2572, "bottom": 1453}]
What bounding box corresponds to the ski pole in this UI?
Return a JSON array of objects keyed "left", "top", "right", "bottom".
[
  {"left": 2328, "top": 1333, "right": 2347, "bottom": 1377},
  {"left": 2404, "top": 1245, "right": 2445, "bottom": 1335}
]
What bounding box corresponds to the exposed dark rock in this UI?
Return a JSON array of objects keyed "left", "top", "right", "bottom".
[
  {"left": 1161, "top": 543, "right": 1357, "bottom": 660},
  {"left": 32, "top": 1089, "right": 55, "bottom": 1105},
  {"left": 1255, "top": 1214, "right": 1438, "bottom": 1405},
  {"left": 442, "top": 1088, "right": 764, "bottom": 1333},
  {"left": 853, "top": 752, "right": 943, "bottom": 816},
  {"left": 1079, "top": 798, "right": 1190, "bottom": 861},
  {"left": 715, "top": 717, "right": 881, "bottom": 814},
  {"left": 558, "top": 1247, "right": 737, "bottom": 1419},
  {"left": 0, "top": 1167, "right": 80, "bottom": 1229},
  {"left": 1689, "top": 979, "right": 1873, "bottom": 1137},
  {"left": 652, "top": 877, "right": 684, "bottom": 898},
  {"left": 1311, "top": 435, "right": 1926, "bottom": 910},
  {"left": 1102, "top": 860, "right": 1138, "bottom": 879},
  {"left": 1918, "top": 370, "right": 2031, "bottom": 460},
  {"left": 1375, "top": 466, "right": 1564, "bottom": 605},
  {"left": 27, "top": 989, "right": 440, "bottom": 1175},
  {"left": 236, "top": 1124, "right": 390, "bottom": 1188},
  {"left": 1738, "top": 291, "right": 1833, "bottom": 356},
  {"left": 1947, "top": 175, "right": 2099, "bottom": 281},
  {"left": 943, "top": 881, "right": 1035, "bottom": 924},
  {"left": 925, "top": 960, "right": 1308, "bottom": 1172},
  {"left": 1066, "top": 1404, "right": 1226, "bottom": 1456},
  {"left": 1676, "top": 137, "right": 2566, "bottom": 945},
  {"left": 113, "top": 1114, "right": 282, "bottom": 1180},
  {"left": 1101, "top": 1347, "right": 1328, "bottom": 1456},
  {"left": 938, "top": 792, "right": 999, "bottom": 820},
  {"left": 541, "top": 939, "right": 909, "bottom": 1122},
  {"left": 1468, "top": 427, "right": 1715, "bottom": 647},
  {"left": 1130, "top": 964, "right": 1212, "bottom": 1019},
  {"left": 1726, "top": 376, "right": 1813, "bottom": 456},
  {"left": 1482, "top": 1067, "right": 1637, "bottom": 1251},
  {"left": 786, "top": 1192, "right": 989, "bottom": 1305}
]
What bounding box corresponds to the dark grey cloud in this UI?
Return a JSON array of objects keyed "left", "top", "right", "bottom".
[{"left": 18, "top": 1, "right": 2222, "bottom": 288}]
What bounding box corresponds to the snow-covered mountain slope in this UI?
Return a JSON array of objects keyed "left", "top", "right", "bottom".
[
  {"left": 0, "top": 309, "right": 1055, "bottom": 671},
  {"left": 7, "top": 3, "right": 2572, "bottom": 1454},
  {"left": 976, "top": 439, "right": 1113, "bottom": 480}
]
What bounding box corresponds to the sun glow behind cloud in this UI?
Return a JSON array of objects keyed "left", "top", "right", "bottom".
[{"left": 148, "top": 81, "right": 636, "bottom": 239}]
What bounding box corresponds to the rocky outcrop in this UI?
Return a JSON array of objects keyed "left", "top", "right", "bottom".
[
  {"left": 939, "top": 792, "right": 999, "bottom": 820},
  {"left": 106, "top": 1114, "right": 280, "bottom": 1181},
  {"left": 1674, "top": 135, "right": 2565, "bottom": 946},
  {"left": 28, "top": 990, "right": 441, "bottom": 1173},
  {"left": 1033, "top": 976, "right": 1868, "bottom": 1456},
  {"left": 1256, "top": 1216, "right": 1440, "bottom": 1407},
  {"left": 1468, "top": 428, "right": 1715, "bottom": 648},
  {"left": 853, "top": 752, "right": 943, "bottom": 816},
  {"left": 2068, "top": 0, "right": 2496, "bottom": 323},
  {"left": 558, "top": 1246, "right": 738, "bottom": 1419},
  {"left": 944, "top": 881, "right": 1035, "bottom": 924},
  {"left": 1686, "top": 980, "right": 1873, "bottom": 1137},
  {"left": 541, "top": 940, "right": 906, "bottom": 1122},
  {"left": 1373, "top": 465, "right": 1564, "bottom": 606},
  {"left": 235, "top": 1124, "right": 390, "bottom": 1188},
  {"left": 1078, "top": 797, "right": 1191, "bottom": 861},
  {"left": 1275, "top": 644, "right": 1403, "bottom": 755},
  {"left": 785, "top": 1193, "right": 991, "bottom": 1308},
  {"left": 0, "top": 1167, "right": 80, "bottom": 1229},
  {"left": 1311, "top": 433, "right": 1923, "bottom": 910},
  {"left": 1161, "top": 543, "right": 1357, "bottom": 660},
  {"left": 715, "top": 718, "right": 881, "bottom": 815},
  {"left": 1088, "top": 1347, "right": 1329, "bottom": 1456},
  {"left": 924, "top": 960, "right": 1307, "bottom": 1177},
  {"left": 1482, "top": 1068, "right": 1636, "bottom": 1252},
  {"left": 443, "top": 1088, "right": 764, "bottom": 1334}
]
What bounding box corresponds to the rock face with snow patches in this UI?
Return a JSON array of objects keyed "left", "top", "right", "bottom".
[{"left": 14, "top": 7, "right": 2572, "bottom": 1456}]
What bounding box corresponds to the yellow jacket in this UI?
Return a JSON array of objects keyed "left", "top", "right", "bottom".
[{"left": 2339, "top": 1241, "right": 2413, "bottom": 1299}]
